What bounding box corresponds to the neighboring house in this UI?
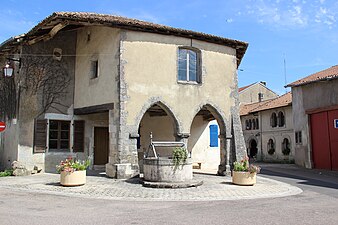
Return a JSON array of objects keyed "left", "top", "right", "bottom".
[
  {"left": 239, "top": 81, "right": 278, "bottom": 104},
  {"left": 240, "top": 92, "right": 294, "bottom": 162},
  {"left": 286, "top": 65, "right": 338, "bottom": 171},
  {"left": 0, "top": 12, "right": 248, "bottom": 178}
]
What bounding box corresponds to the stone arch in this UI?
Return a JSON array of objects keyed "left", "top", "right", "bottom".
[
  {"left": 188, "top": 102, "right": 229, "bottom": 175},
  {"left": 189, "top": 102, "right": 228, "bottom": 136},
  {"left": 247, "top": 137, "right": 258, "bottom": 159},
  {"left": 134, "top": 97, "right": 182, "bottom": 136}
]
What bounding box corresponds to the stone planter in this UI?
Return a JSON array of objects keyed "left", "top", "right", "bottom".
[
  {"left": 143, "top": 157, "right": 193, "bottom": 182},
  {"left": 232, "top": 171, "right": 256, "bottom": 186},
  {"left": 60, "top": 170, "right": 86, "bottom": 186}
]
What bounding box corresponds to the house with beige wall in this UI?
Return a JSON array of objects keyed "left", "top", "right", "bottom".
[
  {"left": 239, "top": 81, "right": 278, "bottom": 104},
  {"left": 0, "top": 12, "right": 248, "bottom": 178},
  {"left": 240, "top": 92, "right": 294, "bottom": 162}
]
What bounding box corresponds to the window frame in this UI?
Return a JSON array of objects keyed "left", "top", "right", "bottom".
[
  {"left": 270, "top": 112, "right": 277, "bottom": 128},
  {"left": 90, "top": 59, "right": 99, "bottom": 79},
  {"left": 48, "top": 120, "right": 71, "bottom": 152},
  {"left": 177, "top": 47, "right": 201, "bottom": 84},
  {"left": 278, "top": 111, "right": 285, "bottom": 127}
]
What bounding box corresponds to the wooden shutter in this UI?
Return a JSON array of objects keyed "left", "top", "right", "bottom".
[
  {"left": 73, "top": 120, "right": 85, "bottom": 152},
  {"left": 34, "top": 119, "right": 47, "bottom": 153},
  {"left": 209, "top": 124, "right": 218, "bottom": 147}
]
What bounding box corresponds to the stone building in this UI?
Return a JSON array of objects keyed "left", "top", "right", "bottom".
[
  {"left": 240, "top": 91, "right": 294, "bottom": 162},
  {"left": 239, "top": 81, "right": 278, "bottom": 104},
  {"left": 286, "top": 65, "right": 338, "bottom": 171},
  {"left": 0, "top": 12, "right": 248, "bottom": 178}
]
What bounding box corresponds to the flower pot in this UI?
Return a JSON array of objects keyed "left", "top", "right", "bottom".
[
  {"left": 60, "top": 170, "right": 86, "bottom": 186},
  {"left": 232, "top": 171, "right": 256, "bottom": 186}
]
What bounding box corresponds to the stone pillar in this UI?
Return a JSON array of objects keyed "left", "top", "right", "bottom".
[
  {"left": 105, "top": 110, "right": 139, "bottom": 179},
  {"left": 217, "top": 134, "right": 232, "bottom": 176}
]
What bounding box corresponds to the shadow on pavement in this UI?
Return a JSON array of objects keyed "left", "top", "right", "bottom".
[{"left": 260, "top": 166, "right": 338, "bottom": 190}]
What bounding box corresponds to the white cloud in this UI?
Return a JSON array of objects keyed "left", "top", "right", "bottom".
[{"left": 242, "top": 0, "right": 337, "bottom": 30}]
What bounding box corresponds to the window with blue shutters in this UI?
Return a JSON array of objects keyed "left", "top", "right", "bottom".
[{"left": 209, "top": 124, "right": 218, "bottom": 147}]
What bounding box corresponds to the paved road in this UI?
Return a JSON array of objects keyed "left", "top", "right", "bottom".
[{"left": 0, "top": 164, "right": 337, "bottom": 225}]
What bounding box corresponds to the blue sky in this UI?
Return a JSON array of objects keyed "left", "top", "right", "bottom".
[{"left": 1, "top": 0, "right": 338, "bottom": 94}]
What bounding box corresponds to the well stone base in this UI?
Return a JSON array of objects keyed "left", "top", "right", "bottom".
[{"left": 106, "top": 163, "right": 139, "bottom": 179}]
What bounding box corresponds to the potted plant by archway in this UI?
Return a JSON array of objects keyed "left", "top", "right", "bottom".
[
  {"left": 232, "top": 156, "right": 260, "bottom": 186},
  {"left": 56, "top": 157, "right": 90, "bottom": 186}
]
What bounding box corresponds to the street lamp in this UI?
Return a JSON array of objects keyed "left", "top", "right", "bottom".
[{"left": 3, "top": 63, "right": 13, "bottom": 77}]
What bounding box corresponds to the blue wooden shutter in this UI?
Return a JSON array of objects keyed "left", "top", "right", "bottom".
[{"left": 209, "top": 125, "right": 218, "bottom": 147}]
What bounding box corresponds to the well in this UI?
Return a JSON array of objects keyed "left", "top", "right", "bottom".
[{"left": 143, "top": 157, "right": 193, "bottom": 182}]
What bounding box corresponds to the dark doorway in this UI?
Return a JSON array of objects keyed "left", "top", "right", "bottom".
[
  {"left": 94, "top": 127, "right": 109, "bottom": 165},
  {"left": 249, "top": 139, "right": 258, "bottom": 158}
]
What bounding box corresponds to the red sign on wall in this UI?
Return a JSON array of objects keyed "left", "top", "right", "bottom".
[{"left": 0, "top": 121, "right": 6, "bottom": 132}]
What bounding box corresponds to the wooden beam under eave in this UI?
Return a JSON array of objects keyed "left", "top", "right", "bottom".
[{"left": 27, "top": 21, "right": 69, "bottom": 45}]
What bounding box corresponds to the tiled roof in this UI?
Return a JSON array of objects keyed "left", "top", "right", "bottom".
[
  {"left": 0, "top": 12, "right": 248, "bottom": 66},
  {"left": 240, "top": 92, "right": 292, "bottom": 115},
  {"left": 286, "top": 65, "right": 338, "bottom": 87},
  {"left": 238, "top": 82, "right": 256, "bottom": 92}
]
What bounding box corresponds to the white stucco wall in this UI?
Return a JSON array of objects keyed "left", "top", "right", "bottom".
[{"left": 189, "top": 117, "right": 220, "bottom": 171}]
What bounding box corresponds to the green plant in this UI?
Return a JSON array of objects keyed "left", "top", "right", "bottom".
[
  {"left": 172, "top": 147, "right": 188, "bottom": 168},
  {"left": 56, "top": 156, "right": 90, "bottom": 173},
  {"left": 233, "top": 156, "right": 260, "bottom": 174},
  {"left": 0, "top": 169, "right": 13, "bottom": 177}
]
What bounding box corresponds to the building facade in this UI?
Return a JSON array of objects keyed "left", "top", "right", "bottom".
[
  {"left": 0, "top": 12, "right": 248, "bottom": 178},
  {"left": 240, "top": 92, "right": 294, "bottom": 162},
  {"left": 286, "top": 65, "right": 338, "bottom": 171}
]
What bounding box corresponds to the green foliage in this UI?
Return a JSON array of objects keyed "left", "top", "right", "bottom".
[
  {"left": 172, "top": 147, "right": 188, "bottom": 168},
  {"left": 233, "top": 156, "right": 260, "bottom": 174},
  {"left": 56, "top": 157, "right": 90, "bottom": 173},
  {"left": 0, "top": 169, "right": 13, "bottom": 177}
]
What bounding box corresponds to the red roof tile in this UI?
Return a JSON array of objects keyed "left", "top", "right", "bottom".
[
  {"left": 286, "top": 65, "right": 338, "bottom": 87},
  {"left": 238, "top": 82, "right": 256, "bottom": 92},
  {"left": 240, "top": 92, "right": 292, "bottom": 115}
]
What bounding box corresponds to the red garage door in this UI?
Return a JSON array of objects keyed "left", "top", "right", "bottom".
[{"left": 310, "top": 110, "right": 338, "bottom": 170}]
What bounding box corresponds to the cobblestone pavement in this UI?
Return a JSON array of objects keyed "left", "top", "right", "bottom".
[{"left": 0, "top": 172, "right": 302, "bottom": 201}]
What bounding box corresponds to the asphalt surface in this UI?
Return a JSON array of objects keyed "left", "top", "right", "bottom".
[{"left": 0, "top": 163, "right": 337, "bottom": 225}]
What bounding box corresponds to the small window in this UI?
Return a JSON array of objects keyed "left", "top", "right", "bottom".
[
  {"left": 209, "top": 124, "right": 218, "bottom": 147},
  {"left": 245, "top": 120, "right": 250, "bottom": 130},
  {"left": 271, "top": 113, "right": 277, "bottom": 128},
  {"left": 90, "top": 60, "right": 99, "bottom": 79},
  {"left": 268, "top": 138, "right": 275, "bottom": 155},
  {"left": 49, "top": 120, "right": 70, "bottom": 151},
  {"left": 252, "top": 119, "right": 256, "bottom": 130},
  {"left": 256, "top": 118, "right": 259, "bottom": 129},
  {"left": 178, "top": 48, "right": 200, "bottom": 83},
  {"left": 295, "top": 131, "right": 302, "bottom": 144},
  {"left": 278, "top": 111, "right": 285, "bottom": 127}
]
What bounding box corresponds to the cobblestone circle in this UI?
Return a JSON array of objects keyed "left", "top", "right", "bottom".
[{"left": 0, "top": 173, "right": 302, "bottom": 201}]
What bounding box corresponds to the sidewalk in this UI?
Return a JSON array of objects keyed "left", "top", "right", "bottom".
[{"left": 0, "top": 171, "right": 302, "bottom": 201}]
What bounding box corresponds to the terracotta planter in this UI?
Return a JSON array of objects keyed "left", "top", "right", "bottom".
[
  {"left": 60, "top": 170, "right": 86, "bottom": 186},
  {"left": 232, "top": 171, "right": 256, "bottom": 186}
]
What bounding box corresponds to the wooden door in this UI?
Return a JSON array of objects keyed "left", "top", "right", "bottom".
[{"left": 94, "top": 127, "right": 109, "bottom": 165}]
